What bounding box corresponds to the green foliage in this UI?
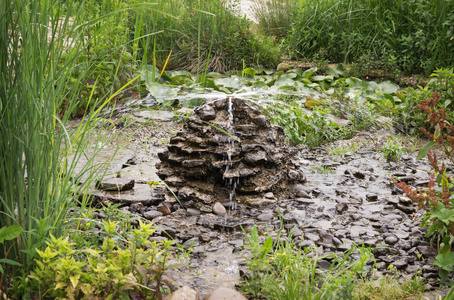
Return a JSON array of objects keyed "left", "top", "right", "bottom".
[
  {"left": 269, "top": 101, "right": 345, "bottom": 147},
  {"left": 378, "top": 136, "right": 405, "bottom": 162},
  {"left": 328, "top": 143, "right": 358, "bottom": 155},
  {"left": 288, "top": 0, "right": 454, "bottom": 75},
  {"left": 240, "top": 226, "right": 424, "bottom": 300},
  {"left": 60, "top": 0, "right": 140, "bottom": 117},
  {"left": 310, "top": 165, "right": 336, "bottom": 174},
  {"left": 129, "top": 0, "right": 280, "bottom": 73},
  {"left": 27, "top": 220, "right": 176, "bottom": 299}
]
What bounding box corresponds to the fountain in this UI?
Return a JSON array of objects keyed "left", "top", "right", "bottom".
[{"left": 156, "top": 97, "right": 306, "bottom": 211}]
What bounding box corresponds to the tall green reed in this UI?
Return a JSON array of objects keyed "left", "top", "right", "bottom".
[{"left": 0, "top": 0, "right": 136, "bottom": 285}]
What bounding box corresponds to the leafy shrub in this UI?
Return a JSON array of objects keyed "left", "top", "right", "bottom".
[
  {"left": 288, "top": 0, "right": 454, "bottom": 75},
  {"left": 267, "top": 101, "right": 346, "bottom": 147},
  {"left": 394, "top": 68, "right": 454, "bottom": 136},
  {"left": 394, "top": 92, "right": 454, "bottom": 283},
  {"left": 27, "top": 220, "right": 177, "bottom": 299}
]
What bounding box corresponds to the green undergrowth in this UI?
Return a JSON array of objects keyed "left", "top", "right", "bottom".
[{"left": 240, "top": 226, "right": 425, "bottom": 300}]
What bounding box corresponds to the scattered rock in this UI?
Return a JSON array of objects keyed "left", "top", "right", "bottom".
[
  {"left": 213, "top": 202, "right": 227, "bottom": 215},
  {"left": 164, "top": 286, "right": 199, "bottom": 300}
]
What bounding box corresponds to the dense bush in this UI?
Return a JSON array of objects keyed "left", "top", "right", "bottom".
[
  {"left": 288, "top": 0, "right": 454, "bottom": 75},
  {"left": 129, "top": 0, "right": 280, "bottom": 73}
]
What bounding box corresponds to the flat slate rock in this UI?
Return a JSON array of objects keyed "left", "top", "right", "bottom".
[
  {"left": 132, "top": 110, "right": 174, "bottom": 122},
  {"left": 93, "top": 183, "right": 162, "bottom": 205},
  {"left": 68, "top": 148, "right": 135, "bottom": 183},
  {"left": 118, "top": 163, "right": 161, "bottom": 184},
  {"left": 97, "top": 177, "right": 135, "bottom": 191}
]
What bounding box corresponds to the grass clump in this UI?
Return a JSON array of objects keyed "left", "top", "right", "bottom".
[
  {"left": 328, "top": 143, "right": 359, "bottom": 155},
  {"left": 131, "top": 0, "right": 280, "bottom": 73},
  {"left": 250, "top": 0, "right": 297, "bottom": 38},
  {"left": 378, "top": 136, "right": 406, "bottom": 162},
  {"left": 288, "top": 0, "right": 454, "bottom": 76}
]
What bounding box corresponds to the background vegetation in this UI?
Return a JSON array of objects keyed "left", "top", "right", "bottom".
[{"left": 286, "top": 0, "right": 454, "bottom": 76}]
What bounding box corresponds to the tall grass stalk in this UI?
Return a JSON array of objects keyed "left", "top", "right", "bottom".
[{"left": 0, "top": 0, "right": 126, "bottom": 283}]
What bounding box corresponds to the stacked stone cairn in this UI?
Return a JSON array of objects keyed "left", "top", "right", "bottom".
[{"left": 156, "top": 97, "right": 306, "bottom": 211}]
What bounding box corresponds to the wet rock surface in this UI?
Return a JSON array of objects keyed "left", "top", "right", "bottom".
[{"left": 75, "top": 104, "right": 450, "bottom": 297}]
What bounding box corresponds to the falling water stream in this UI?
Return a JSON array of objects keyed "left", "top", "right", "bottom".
[{"left": 224, "top": 96, "right": 239, "bottom": 216}]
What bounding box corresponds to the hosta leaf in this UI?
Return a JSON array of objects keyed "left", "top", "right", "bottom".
[{"left": 378, "top": 81, "right": 399, "bottom": 94}]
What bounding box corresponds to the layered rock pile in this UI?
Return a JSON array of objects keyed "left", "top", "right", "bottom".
[{"left": 157, "top": 97, "right": 305, "bottom": 210}]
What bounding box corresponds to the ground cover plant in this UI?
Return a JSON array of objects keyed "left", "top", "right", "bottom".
[
  {"left": 240, "top": 226, "right": 425, "bottom": 299},
  {"left": 288, "top": 0, "right": 454, "bottom": 76},
  {"left": 26, "top": 217, "right": 180, "bottom": 299}
]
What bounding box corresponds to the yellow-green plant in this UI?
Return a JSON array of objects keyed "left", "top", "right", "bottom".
[{"left": 28, "top": 220, "right": 175, "bottom": 299}]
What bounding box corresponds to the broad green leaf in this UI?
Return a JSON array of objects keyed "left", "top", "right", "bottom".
[
  {"left": 274, "top": 77, "right": 296, "bottom": 88},
  {"left": 430, "top": 202, "right": 454, "bottom": 225},
  {"left": 0, "top": 225, "right": 23, "bottom": 243},
  {"left": 311, "top": 75, "right": 334, "bottom": 82},
  {"left": 434, "top": 251, "right": 454, "bottom": 271},
  {"left": 302, "top": 67, "right": 317, "bottom": 79},
  {"left": 215, "top": 76, "right": 242, "bottom": 90},
  {"left": 417, "top": 141, "right": 436, "bottom": 160},
  {"left": 260, "top": 237, "right": 273, "bottom": 258},
  {"left": 206, "top": 72, "right": 223, "bottom": 78},
  {"left": 242, "top": 67, "right": 257, "bottom": 78},
  {"left": 70, "top": 274, "right": 80, "bottom": 288},
  {"left": 378, "top": 81, "right": 399, "bottom": 94},
  {"left": 345, "top": 77, "right": 361, "bottom": 85},
  {"left": 145, "top": 85, "right": 178, "bottom": 106},
  {"left": 327, "top": 64, "right": 346, "bottom": 77}
]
